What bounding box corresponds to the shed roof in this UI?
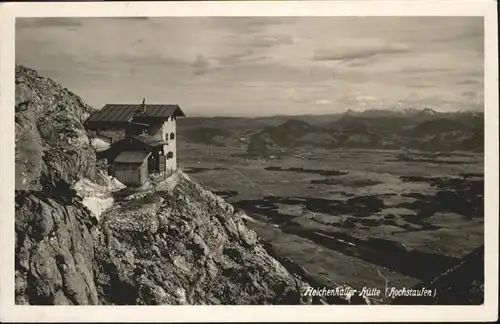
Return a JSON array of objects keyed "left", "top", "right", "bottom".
[
  {"left": 131, "top": 135, "right": 168, "bottom": 147},
  {"left": 85, "top": 104, "right": 185, "bottom": 124},
  {"left": 110, "top": 135, "right": 167, "bottom": 150},
  {"left": 113, "top": 151, "right": 151, "bottom": 164}
]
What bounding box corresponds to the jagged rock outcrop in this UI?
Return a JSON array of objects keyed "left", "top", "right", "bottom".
[
  {"left": 15, "top": 65, "right": 100, "bottom": 191},
  {"left": 14, "top": 65, "right": 320, "bottom": 305},
  {"left": 94, "top": 172, "right": 314, "bottom": 304},
  {"left": 15, "top": 65, "right": 104, "bottom": 304},
  {"left": 15, "top": 191, "right": 100, "bottom": 305}
]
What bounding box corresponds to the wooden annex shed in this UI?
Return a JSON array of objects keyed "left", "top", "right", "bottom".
[
  {"left": 113, "top": 151, "right": 151, "bottom": 186},
  {"left": 100, "top": 135, "right": 168, "bottom": 172}
]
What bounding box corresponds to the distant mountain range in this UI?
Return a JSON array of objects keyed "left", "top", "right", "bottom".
[
  {"left": 342, "top": 107, "right": 481, "bottom": 118},
  {"left": 177, "top": 108, "right": 484, "bottom": 154}
]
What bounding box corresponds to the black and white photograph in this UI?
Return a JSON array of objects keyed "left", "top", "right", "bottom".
[{"left": 1, "top": 1, "right": 498, "bottom": 322}]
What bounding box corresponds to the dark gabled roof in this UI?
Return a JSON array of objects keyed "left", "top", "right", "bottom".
[
  {"left": 109, "top": 135, "right": 168, "bottom": 152},
  {"left": 131, "top": 135, "right": 168, "bottom": 147},
  {"left": 113, "top": 151, "right": 151, "bottom": 164},
  {"left": 85, "top": 104, "right": 186, "bottom": 124},
  {"left": 129, "top": 121, "right": 150, "bottom": 128}
]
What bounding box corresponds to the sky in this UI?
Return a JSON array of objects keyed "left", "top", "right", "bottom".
[{"left": 16, "top": 17, "right": 484, "bottom": 117}]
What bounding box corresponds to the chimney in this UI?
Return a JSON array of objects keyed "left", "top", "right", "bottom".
[{"left": 141, "top": 97, "right": 146, "bottom": 114}]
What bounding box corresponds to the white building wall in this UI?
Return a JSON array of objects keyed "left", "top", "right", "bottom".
[{"left": 159, "top": 117, "right": 177, "bottom": 174}]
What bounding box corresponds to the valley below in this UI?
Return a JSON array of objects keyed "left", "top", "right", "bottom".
[{"left": 177, "top": 121, "right": 484, "bottom": 305}]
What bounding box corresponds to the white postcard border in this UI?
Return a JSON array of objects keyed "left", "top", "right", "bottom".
[{"left": 1, "top": 1, "right": 498, "bottom": 322}]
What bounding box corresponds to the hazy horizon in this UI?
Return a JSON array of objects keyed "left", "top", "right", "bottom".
[{"left": 16, "top": 17, "right": 484, "bottom": 117}]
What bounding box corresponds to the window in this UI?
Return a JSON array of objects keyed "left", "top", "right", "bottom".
[
  {"left": 167, "top": 151, "right": 174, "bottom": 159},
  {"left": 170, "top": 132, "right": 175, "bottom": 140}
]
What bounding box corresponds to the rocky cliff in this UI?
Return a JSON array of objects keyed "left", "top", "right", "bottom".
[
  {"left": 94, "top": 172, "right": 316, "bottom": 305},
  {"left": 15, "top": 65, "right": 102, "bottom": 192},
  {"left": 14, "top": 65, "right": 322, "bottom": 305}
]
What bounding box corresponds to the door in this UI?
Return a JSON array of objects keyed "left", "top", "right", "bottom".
[
  {"left": 148, "top": 153, "right": 158, "bottom": 173},
  {"left": 159, "top": 155, "right": 166, "bottom": 172}
]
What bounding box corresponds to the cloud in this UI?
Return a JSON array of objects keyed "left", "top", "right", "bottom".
[
  {"left": 315, "top": 99, "right": 331, "bottom": 105},
  {"left": 409, "top": 83, "right": 434, "bottom": 89},
  {"left": 434, "top": 27, "right": 484, "bottom": 43},
  {"left": 216, "top": 49, "right": 267, "bottom": 66},
  {"left": 212, "top": 17, "right": 294, "bottom": 34},
  {"left": 313, "top": 43, "right": 411, "bottom": 62},
  {"left": 400, "top": 67, "right": 454, "bottom": 74},
  {"left": 218, "top": 33, "right": 294, "bottom": 66},
  {"left": 15, "top": 17, "right": 484, "bottom": 116},
  {"left": 356, "top": 96, "right": 383, "bottom": 106},
  {"left": 456, "top": 79, "right": 479, "bottom": 85},
  {"left": 461, "top": 90, "right": 477, "bottom": 99},
  {"left": 338, "top": 93, "right": 386, "bottom": 108},
  {"left": 346, "top": 61, "right": 368, "bottom": 67},
  {"left": 192, "top": 54, "right": 214, "bottom": 75},
  {"left": 248, "top": 34, "right": 294, "bottom": 48},
  {"left": 17, "top": 18, "right": 84, "bottom": 28},
  {"left": 90, "top": 50, "right": 186, "bottom": 67}
]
